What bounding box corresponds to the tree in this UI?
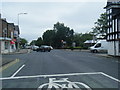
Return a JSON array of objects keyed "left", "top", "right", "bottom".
[
  {"left": 20, "top": 38, "right": 28, "bottom": 48},
  {"left": 92, "top": 12, "right": 108, "bottom": 38},
  {"left": 30, "top": 40, "right": 36, "bottom": 45},
  {"left": 53, "top": 22, "right": 74, "bottom": 48},
  {"left": 34, "top": 22, "right": 74, "bottom": 48},
  {"left": 73, "top": 33, "right": 93, "bottom": 47},
  {"left": 35, "top": 37, "right": 43, "bottom": 47},
  {"left": 73, "top": 33, "right": 82, "bottom": 46},
  {"left": 42, "top": 30, "right": 55, "bottom": 46}
]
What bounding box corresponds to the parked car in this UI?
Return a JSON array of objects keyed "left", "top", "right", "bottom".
[
  {"left": 25, "top": 45, "right": 32, "bottom": 49},
  {"left": 32, "top": 45, "right": 39, "bottom": 51},
  {"left": 36, "top": 45, "right": 53, "bottom": 52},
  {"left": 89, "top": 40, "right": 108, "bottom": 53}
]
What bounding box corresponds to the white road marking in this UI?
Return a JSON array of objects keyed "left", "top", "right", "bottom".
[
  {"left": 11, "top": 65, "right": 25, "bottom": 77},
  {"left": 0, "top": 72, "right": 102, "bottom": 80},
  {"left": 0, "top": 71, "right": 120, "bottom": 84},
  {"left": 38, "top": 78, "right": 92, "bottom": 89},
  {"left": 100, "top": 72, "right": 120, "bottom": 83}
]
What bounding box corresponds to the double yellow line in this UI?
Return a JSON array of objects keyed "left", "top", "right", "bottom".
[{"left": 0, "top": 59, "right": 19, "bottom": 72}]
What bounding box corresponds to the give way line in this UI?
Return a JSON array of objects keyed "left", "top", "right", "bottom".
[{"left": 0, "top": 72, "right": 120, "bottom": 83}]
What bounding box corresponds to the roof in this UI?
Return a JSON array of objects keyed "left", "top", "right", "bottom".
[
  {"left": 107, "top": 0, "right": 120, "bottom": 2},
  {"left": 105, "top": 0, "right": 120, "bottom": 8}
]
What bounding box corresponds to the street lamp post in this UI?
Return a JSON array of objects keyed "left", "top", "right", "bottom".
[
  {"left": 17, "top": 13, "right": 27, "bottom": 50},
  {"left": 18, "top": 13, "right": 27, "bottom": 27}
]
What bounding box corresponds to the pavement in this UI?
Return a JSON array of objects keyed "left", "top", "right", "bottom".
[
  {"left": 64, "top": 49, "right": 120, "bottom": 58},
  {"left": 1, "top": 49, "right": 31, "bottom": 67}
]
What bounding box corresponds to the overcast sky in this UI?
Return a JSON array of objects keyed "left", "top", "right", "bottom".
[{"left": 1, "top": 0, "right": 107, "bottom": 43}]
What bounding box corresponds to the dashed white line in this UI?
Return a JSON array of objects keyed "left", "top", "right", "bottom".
[{"left": 11, "top": 64, "right": 25, "bottom": 77}]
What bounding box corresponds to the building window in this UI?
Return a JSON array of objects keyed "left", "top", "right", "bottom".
[
  {"left": 116, "top": 34, "right": 117, "bottom": 39},
  {"left": 110, "top": 35, "right": 112, "bottom": 40},
  {"left": 108, "top": 16, "right": 109, "bottom": 20},
  {"left": 119, "top": 41, "right": 120, "bottom": 53},
  {"left": 110, "top": 28, "right": 112, "bottom": 33},
  {"left": 107, "top": 10, "right": 109, "bottom": 14},
  {"left": 5, "top": 42, "right": 9, "bottom": 49},
  {"left": 11, "top": 45, "right": 14, "bottom": 49},
  {"left": 119, "top": 33, "right": 120, "bottom": 39},
  {"left": 115, "top": 19, "right": 117, "bottom": 32},
  {"left": 110, "top": 15, "right": 112, "bottom": 19},
  {"left": 110, "top": 21, "right": 112, "bottom": 25},
  {"left": 110, "top": 9, "right": 112, "bottom": 14},
  {"left": 118, "top": 19, "right": 120, "bottom": 32},
  {"left": 107, "top": 36, "right": 109, "bottom": 40},
  {"left": 107, "top": 22, "right": 109, "bottom": 26},
  {"left": 112, "top": 20, "right": 114, "bottom": 32},
  {"left": 107, "top": 28, "right": 109, "bottom": 33}
]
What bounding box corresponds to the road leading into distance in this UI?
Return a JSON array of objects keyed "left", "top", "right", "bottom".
[{"left": 1, "top": 49, "right": 120, "bottom": 89}]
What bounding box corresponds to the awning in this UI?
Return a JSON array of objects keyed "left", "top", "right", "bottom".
[
  {"left": 0, "top": 37, "right": 12, "bottom": 41},
  {"left": 10, "top": 41, "right": 15, "bottom": 44}
]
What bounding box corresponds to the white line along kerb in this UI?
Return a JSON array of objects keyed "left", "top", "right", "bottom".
[{"left": 11, "top": 65, "right": 25, "bottom": 77}]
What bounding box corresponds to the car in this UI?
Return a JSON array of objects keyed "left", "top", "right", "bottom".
[
  {"left": 36, "top": 45, "right": 53, "bottom": 52},
  {"left": 32, "top": 45, "right": 39, "bottom": 51}
]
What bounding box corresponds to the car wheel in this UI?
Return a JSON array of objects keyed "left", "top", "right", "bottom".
[
  {"left": 48, "top": 50, "right": 51, "bottom": 52},
  {"left": 93, "top": 50, "right": 98, "bottom": 53}
]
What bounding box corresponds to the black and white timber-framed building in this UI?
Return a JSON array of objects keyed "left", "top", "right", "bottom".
[{"left": 105, "top": 0, "right": 120, "bottom": 56}]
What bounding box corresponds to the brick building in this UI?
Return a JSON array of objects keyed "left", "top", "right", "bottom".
[{"left": 0, "top": 14, "right": 20, "bottom": 54}]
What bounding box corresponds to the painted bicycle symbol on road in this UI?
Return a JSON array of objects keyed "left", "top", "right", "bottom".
[{"left": 38, "top": 78, "right": 92, "bottom": 90}]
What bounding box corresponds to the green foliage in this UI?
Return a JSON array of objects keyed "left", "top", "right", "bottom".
[
  {"left": 41, "top": 22, "right": 74, "bottom": 48},
  {"left": 73, "top": 33, "right": 93, "bottom": 47},
  {"left": 32, "top": 22, "right": 93, "bottom": 49},
  {"left": 20, "top": 38, "right": 28, "bottom": 46},
  {"left": 30, "top": 40, "right": 36, "bottom": 45},
  {"left": 53, "top": 22, "right": 74, "bottom": 48},
  {"left": 35, "top": 37, "right": 43, "bottom": 47},
  {"left": 42, "top": 30, "right": 55, "bottom": 46},
  {"left": 92, "top": 12, "right": 108, "bottom": 36}
]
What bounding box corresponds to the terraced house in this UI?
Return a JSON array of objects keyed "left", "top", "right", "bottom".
[
  {"left": 0, "top": 14, "right": 20, "bottom": 54},
  {"left": 105, "top": 0, "right": 120, "bottom": 56}
]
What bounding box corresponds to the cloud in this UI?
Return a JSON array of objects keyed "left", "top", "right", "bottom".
[{"left": 1, "top": 2, "right": 106, "bottom": 42}]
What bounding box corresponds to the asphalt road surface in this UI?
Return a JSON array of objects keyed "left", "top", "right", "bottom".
[{"left": 1, "top": 49, "right": 120, "bottom": 89}]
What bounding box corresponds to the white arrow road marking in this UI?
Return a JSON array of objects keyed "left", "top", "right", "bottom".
[{"left": 11, "top": 64, "right": 25, "bottom": 77}]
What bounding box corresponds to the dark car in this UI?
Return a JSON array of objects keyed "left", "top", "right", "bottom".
[{"left": 36, "top": 45, "right": 53, "bottom": 52}]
